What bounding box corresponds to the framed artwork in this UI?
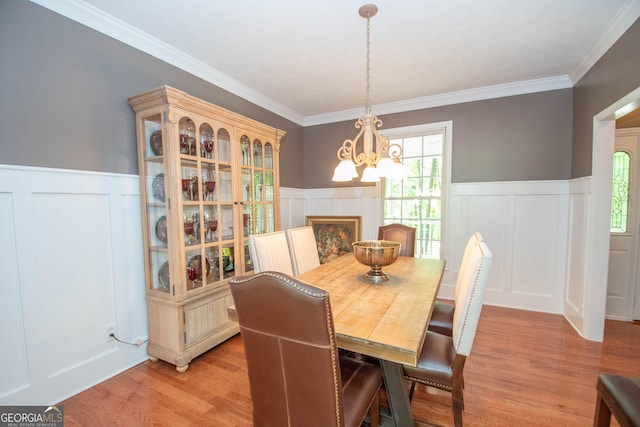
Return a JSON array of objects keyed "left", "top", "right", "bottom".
[{"left": 306, "top": 216, "right": 362, "bottom": 264}]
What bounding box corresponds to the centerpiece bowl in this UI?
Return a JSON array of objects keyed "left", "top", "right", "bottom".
[{"left": 352, "top": 240, "right": 401, "bottom": 283}]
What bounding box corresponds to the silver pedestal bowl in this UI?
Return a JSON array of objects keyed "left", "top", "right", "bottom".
[{"left": 352, "top": 240, "right": 402, "bottom": 283}]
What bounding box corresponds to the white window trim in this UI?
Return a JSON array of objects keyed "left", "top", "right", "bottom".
[{"left": 377, "top": 121, "right": 453, "bottom": 259}]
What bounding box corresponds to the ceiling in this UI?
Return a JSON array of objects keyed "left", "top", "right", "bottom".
[
  {"left": 34, "top": 0, "right": 640, "bottom": 126},
  {"left": 618, "top": 108, "right": 640, "bottom": 128}
]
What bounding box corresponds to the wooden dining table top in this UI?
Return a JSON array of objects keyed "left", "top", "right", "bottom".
[{"left": 296, "top": 253, "right": 445, "bottom": 367}]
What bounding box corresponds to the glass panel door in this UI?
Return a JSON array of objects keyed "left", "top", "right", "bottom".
[{"left": 142, "top": 113, "right": 170, "bottom": 295}]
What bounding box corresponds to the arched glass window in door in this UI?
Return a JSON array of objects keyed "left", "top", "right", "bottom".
[{"left": 611, "top": 150, "right": 631, "bottom": 233}]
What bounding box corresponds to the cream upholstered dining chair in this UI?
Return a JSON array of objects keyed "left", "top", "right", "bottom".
[
  {"left": 403, "top": 240, "right": 492, "bottom": 427},
  {"left": 378, "top": 223, "right": 416, "bottom": 257},
  {"left": 428, "top": 232, "right": 484, "bottom": 336},
  {"left": 248, "top": 230, "right": 294, "bottom": 276},
  {"left": 230, "top": 272, "right": 382, "bottom": 427},
  {"left": 285, "top": 226, "right": 320, "bottom": 276}
]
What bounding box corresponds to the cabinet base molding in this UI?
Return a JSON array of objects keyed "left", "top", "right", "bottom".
[{"left": 145, "top": 290, "right": 240, "bottom": 372}]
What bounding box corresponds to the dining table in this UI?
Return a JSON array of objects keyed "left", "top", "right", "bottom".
[{"left": 296, "top": 252, "right": 445, "bottom": 426}]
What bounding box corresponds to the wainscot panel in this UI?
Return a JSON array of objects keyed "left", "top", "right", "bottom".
[
  {"left": 280, "top": 187, "right": 306, "bottom": 230},
  {"left": 0, "top": 165, "right": 147, "bottom": 405},
  {"left": 564, "top": 177, "right": 591, "bottom": 337}
]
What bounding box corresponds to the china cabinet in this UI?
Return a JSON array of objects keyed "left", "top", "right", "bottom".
[{"left": 129, "top": 85, "right": 285, "bottom": 372}]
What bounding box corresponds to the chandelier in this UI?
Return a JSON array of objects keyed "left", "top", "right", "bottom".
[{"left": 332, "top": 4, "right": 405, "bottom": 183}]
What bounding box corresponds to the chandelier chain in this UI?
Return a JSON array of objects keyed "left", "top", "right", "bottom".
[{"left": 365, "top": 12, "right": 371, "bottom": 114}]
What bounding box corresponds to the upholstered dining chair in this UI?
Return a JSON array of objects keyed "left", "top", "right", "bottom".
[
  {"left": 248, "top": 230, "right": 294, "bottom": 276},
  {"left": 378, "top": 223, "right": 416, "bottom": 257},
  {"left": 593, "top": 373, "right": 640, "bottom": 427},
  {"left": 285, "top": 226, "right": 321, "bottom": 276},
  {"left": 428, "top": 232, "right": 484, "bottom": 337},
  {"left": 403, "top": 240, "right": 492, "bottom": 427},
  {"left": 229, "top": 272, "right": 382, "bottom": 427}
]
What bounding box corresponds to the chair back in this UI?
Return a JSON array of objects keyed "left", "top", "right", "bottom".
[
  {"left": 285, "top": 226, "right": 321, "bottom": 276},
  {"left": 377, "top": 223, "right": 416, "bottom": 257},
  {"left": 454, "top": 232, "right": 484, "bottom": 303},
  {"left": 452, "top": 240, "right": 492, "bottom": 357},
  {"left": 229, "top": 272, "right": 346, "bottom": 427},
  {"left": 248, "top": 231, "right": 294, "bottom": 276}
]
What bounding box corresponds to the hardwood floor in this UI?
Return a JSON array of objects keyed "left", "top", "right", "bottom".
[{"left": 60, "top": 305, "right": 640, "bottom": 426}]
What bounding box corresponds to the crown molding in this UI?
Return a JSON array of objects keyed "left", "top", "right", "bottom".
[
  {"left": 569, "top": 0, "right": 640, "bottom": 84},
  {"left": 303, "top": 76, "right": 573, "bottom": 126},
  {"left": 29, "top": 0, "right": 306, "bottom": 126},
  {"left": 29, "top": 0, "right": 636, "bottom": 128}
]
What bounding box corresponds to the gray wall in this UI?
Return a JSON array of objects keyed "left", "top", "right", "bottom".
[
  {"left": 6, "top": 2, "right": 636, "bottom": 188},
  {"left": 0, "top": 1, "right": 304, "bottom": 187},
  {"left": 305, "top": 89, "right": 573, "bottom": 188},
  {"left": 572, "top": 17, "right": 640, "bottom": 178}
]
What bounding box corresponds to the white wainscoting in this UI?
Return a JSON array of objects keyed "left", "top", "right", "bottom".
[
  {"left": 1, "top": 164, "right": 585, "bottom": 405},
  {"left": 449, "top": 181, "right": 570, "bottom": 313},
  {"left": 280, "top": 187, "right": 306, "bottom": 230},
  {"left": 564, "top": 177, "right": 591, "bottom": 337},
  {"left": 0, "top": 165, "right": 147, "bottom": 405}
]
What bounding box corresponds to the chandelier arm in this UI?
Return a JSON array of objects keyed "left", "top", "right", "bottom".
[
  {"left": 368, "top": 115, "right": 396, "bottom": 160},
  {"left": 387, "top": 142, "right": 403, "bottom": 159},
  {"left": 336, "top": 122, "right": 368, "bottom": 166},
  {"left": 336, "top": 139, "right": 355, "bottom": 161}
]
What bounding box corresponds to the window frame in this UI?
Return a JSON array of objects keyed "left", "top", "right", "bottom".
[{"left": 377, "top": 121, "right": 452, "bottom": 259}]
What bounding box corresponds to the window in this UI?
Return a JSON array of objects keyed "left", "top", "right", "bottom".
[
  {"left": 380, "top": 123, "right": 450, "bottom": 259},
  {"left": 611, "top": 150, "right": 631, "bottom": 233}
]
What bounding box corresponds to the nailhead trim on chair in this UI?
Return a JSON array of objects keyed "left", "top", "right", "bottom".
[
  {"left": 232, "top": 271, "right": 326, "bottom": 297},
  {"left": 232, "top": 271, "right": 342, "bottom": 425},
  {"left": 404, "top": 375, "right": 452, "bottom": 391},
  {"left": 248, "top": 237, "right": 262, "bottom": 272},
  {"left": 403, "top": 241, "right": 489, "bottom": 427},
  {"left": 325, "top": 295, "right": 342, "bottom": 426},
  {"left": 454, "top": 243, "right": 487, "bottom": 353}
]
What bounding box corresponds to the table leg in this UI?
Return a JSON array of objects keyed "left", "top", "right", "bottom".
[{"left": 380, "top": 359, "right": 414, "bottom": 427}]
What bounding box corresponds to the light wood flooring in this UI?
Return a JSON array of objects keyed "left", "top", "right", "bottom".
[{"left": 60, "top": 305, "right": 640, "bottom": 426}]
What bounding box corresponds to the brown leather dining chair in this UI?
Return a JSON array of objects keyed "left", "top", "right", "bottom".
[
  {"left": 229, "top": 271, "right": 382, "bottom": 427},
  {"left": 403, "top": 240, "right": 492, "bottom": 427},
  {"left": 378, "top": 223, "right": 416, "bottom": 257},
  {"left": 593, "top": 373, "right": 640, "bottom": 427},
  {"left": 428, "top": 232, "right": 484, "bottom": 336}
]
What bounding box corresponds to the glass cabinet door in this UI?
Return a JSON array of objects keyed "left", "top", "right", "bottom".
[
  {"left": 239, "top": 132, "right": 278, "bottom": 273},
  {"left": 176, "top": 116, "right": 237, "bottom": 297},
  {"left": 141, "top": 113, "right": 170, "bottom": 295},
  {"left": 215, "top": 128, "right": 235, "bottom": 280},
  {"left": 239, "top": 135, "right": 253, "bottom": 272}
]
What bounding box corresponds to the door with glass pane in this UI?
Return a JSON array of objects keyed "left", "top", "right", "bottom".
[{"left": 608, "top": 129, "right": 640, "bottom": 320}]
